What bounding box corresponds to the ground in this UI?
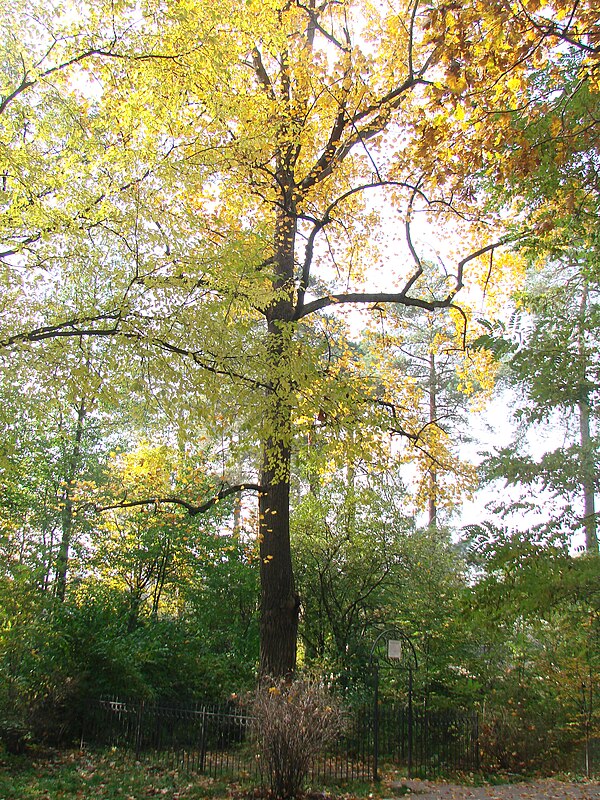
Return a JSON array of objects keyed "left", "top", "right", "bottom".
[
  {"left": 1, "top": 749, "right": 599, "bottom": 799},
  {"left": 391, "top": 778, "right": 600, "bottom": 799}
]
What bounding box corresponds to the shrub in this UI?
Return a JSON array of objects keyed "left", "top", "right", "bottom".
[
  {"left": 251, "top": 676, "right": 345, "bottom": 799},
  {"left": 478, "top": 706, "right": 575, "bottom": 774}
]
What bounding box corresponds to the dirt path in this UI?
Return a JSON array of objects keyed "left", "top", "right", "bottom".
[{"left": 389, "top": 778, "right": 600, "bottom": 799}]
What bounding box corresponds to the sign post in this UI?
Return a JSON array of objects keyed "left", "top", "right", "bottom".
[{"left": 369, "top": 628, "right": 418, "bottom": 781}]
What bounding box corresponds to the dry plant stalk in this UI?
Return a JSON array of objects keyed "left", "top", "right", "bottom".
[{"left": 251, "top": 676, "right": 345, "bottom": 799}]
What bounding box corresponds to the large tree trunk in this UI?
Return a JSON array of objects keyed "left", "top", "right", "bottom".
[
  {"left": 258, "top": 316, "right": 299, "bottom": 677},
  {"left": 258, "top": 321, "right": 299, "bottom": 677},
  {"left": 258, "top": 200, "right": 300, "bottom": 677},
  {"left": 259, "top": 437, "right": 299, "bottom": 677}
]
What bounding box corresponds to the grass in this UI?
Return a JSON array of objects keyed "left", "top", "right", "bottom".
[
  {"left": 0, "top": 748, "right": 238, "bottom": 800},
  {"left": 6, "top": 748, "right": 590, "bottom": 800},
  {"left": 0, "top": 748, "right": 389, "bottom": 800}
]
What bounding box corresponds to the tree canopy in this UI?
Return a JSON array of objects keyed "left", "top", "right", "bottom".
[{"left": 1, "top": 0, "right": 599, "bottom": 681}]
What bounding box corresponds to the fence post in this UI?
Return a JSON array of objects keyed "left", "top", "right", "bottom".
[
  {"left": 135, "top": 700, "right": 145, "bottom": 760},
  {"left": 407, "top": 668, "right": 413, "bottom": 778},
  {"left": 198, "top": 705, "right": 207, "bottom": 772},
  {"left": 373, "top": 662, "right": 380, "bottom": 782}
]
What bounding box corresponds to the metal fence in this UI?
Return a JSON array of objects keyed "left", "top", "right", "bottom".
[
  {"left": 82, "top": 699, "right": 257, "bottom": 778},
  {"left": 82, "top": 698, "right": 479, "bottom": 782},
  {"left": 375, "top": 704, "right": 480, "bottom": 777}
]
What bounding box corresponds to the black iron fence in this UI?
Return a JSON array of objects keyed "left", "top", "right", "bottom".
[
  {"left": 82, "top": 698, "right": 479, "bottom": 782},
  {"left": 375, "top": 704, "right": 479, "bottom": 777},
  {"left": 82, "top": 699, "right": 257, "bottom": 778}
]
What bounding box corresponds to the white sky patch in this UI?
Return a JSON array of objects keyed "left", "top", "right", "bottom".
[{"left": 458, "top": 389, "right": 590, "bottom": 554}]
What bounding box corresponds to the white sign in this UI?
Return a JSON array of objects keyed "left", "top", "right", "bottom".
[{"left": 387, "top": 640, "right": 402, "bottom": 660}]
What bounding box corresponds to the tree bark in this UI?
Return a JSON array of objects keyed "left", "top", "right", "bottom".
[
  {"left": 258, "top": 436, "right": 299, "bottom": 677},
  {"left": 578, "top": 393, "right": 598, "bottom": 553},
  {"left": 255, "top": 159, "right": 302, "bottom": 673},
  {"left": 428, "top": 352, "right": 438, "bottom": 529},
  {"left": 54, "top": 398, "right": 87, "bottom": 601},
  {"left": 577, "top": 286, "right": 598, "bottom": 554}
]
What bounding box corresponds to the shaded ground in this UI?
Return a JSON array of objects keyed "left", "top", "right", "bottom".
[
  {"left": 390, "top": 778, "right": 600, "bottom": 799},
  {"left": 2, "top": 749, "right": 599, "bottom": 800}
]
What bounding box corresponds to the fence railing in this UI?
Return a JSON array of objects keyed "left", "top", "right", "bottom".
[
  {"left": 82, "top": 699, "right": 257, "bottom": 779},
  {"left": 375, "top": 704, "right": 480, "bottom": 776},
  {"left": 82, "top": 697, "right": 479, "bottom": 782}
]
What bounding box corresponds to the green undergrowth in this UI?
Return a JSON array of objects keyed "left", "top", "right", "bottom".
[
  {"left": 381, "top": 768, "right": 596, "bottom": 789},
  {"left": 3, "top": 749, "right": 593, "bottom": 800},
  {"left": 0, "top": 748, "right": 239, "bottom": 800},
  {"left": 0, "top": 748, "right": 383, "bottom": 800}
]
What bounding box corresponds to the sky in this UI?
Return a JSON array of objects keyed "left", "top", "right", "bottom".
[{"left": 457, "top": 389, "right": 591, "bottom": 553}]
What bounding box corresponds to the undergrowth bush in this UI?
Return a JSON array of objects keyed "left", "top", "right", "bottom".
[
  {"left": 251, "top": 676, "right": 345, "bottom": 799},
  {"left": 478, "top": 706, "right": 575, "bottom": 774}
]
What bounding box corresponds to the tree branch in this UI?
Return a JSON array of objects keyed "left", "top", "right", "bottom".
[
  {"left": 0, "top": 311, "right": 123, "bottom": 349},
  {"left": 296, "top": 290, "right": 451, "bottom": 318},
  {"left": 251, "top": 47, "right": 276, "bottom": 99},
  {"left": 376, "top": 399, "right": 461, "bottom": 472},
  {"left": 94, "top": 483, "right": 263, "bottom": 516},
  {"left": 294, "top": 179, "right": 452, "bottom": 317},
  {"left": 295, "top": 235, "right": 519, "bottom": 319},
  {"left": 295, "top": 0, "right": 351, "bottom": 52}
]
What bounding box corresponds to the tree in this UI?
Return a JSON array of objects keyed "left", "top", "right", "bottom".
[
  {"left": 4, "top": 0, "right": 599, "bottom": 677},
  {"left": 293, "top": 474, "right": 470, "bottom": 707},
  {"left": 463, "top": 520, "right": 600, "bottom": 772},
  {"left": 469, "top": 38, "right": 600, "bottom": 553},
  {"left": 362, "top": 302, "right": 492, "bottom": 528},
  {"left": 293, "top": 475, "right": 414, "bottom": 684},
  {"left": 478, "top": 266, "right": 600, "bottom": 552},
  {"left": 88, "top": 442, "right": 242, "bottom": 626}
]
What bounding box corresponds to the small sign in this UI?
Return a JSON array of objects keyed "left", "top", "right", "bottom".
[{"left": 388, "top": 639, "right": 402, "bottom": 660}]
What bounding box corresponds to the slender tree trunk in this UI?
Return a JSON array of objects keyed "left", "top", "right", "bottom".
[
  {"left": 151, "top": 539, "right": 171, "bottom": 619},
  {"left": 233, "top": 488, "right": 243, "bottom": 534},
  {"left": 577, "top": 286, "right": 598, "bottom": 554},
  {"left": 54, "top": 398, "right": 87, "bottom": 601},
  {"left": 578, "top": 393, "right": 598, "bottom": 553},
  {"left": 346, "top": 457, "right": 356, "bottom": 533},
  {"left": 428, "top": 352, "right": 438, "bottom": 529}
]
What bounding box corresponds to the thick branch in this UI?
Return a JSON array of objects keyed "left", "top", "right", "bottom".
[
  {"left": 295, "top": 179, "right": 453, "bottom": 316},
  {"left": 0, "top": 312, "right": 122, "bottom": 349},
  {"left": 251, "top": 47, "right": 276, "bottom": 99},
  {"left": 296, "top": 290, "right": 452, "bottom": 318},
  {"left": 297, "top": 56, "right": 432, "bottom": 200},
  {"left": 296, "top": 236, "right": 518, "bottom": 319},
  {"left": 0, "top": 234, "right": 42, "bottom": 259},
  {"left": 298, "top": 97, "right": 349, "bottom": 195},
  {"left": 94, "top": 483, "right": 262, "bottom": 516}
]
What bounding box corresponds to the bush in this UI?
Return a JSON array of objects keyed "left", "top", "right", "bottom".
[
  {"left": 478, "top": 706, "right": 575, "bottom": 774},
  {"left": 251, "top": 676, "right": 345, "bottom": 799},
  {"left": 0, "top": 717, "right": 29, "bottom": 754}
]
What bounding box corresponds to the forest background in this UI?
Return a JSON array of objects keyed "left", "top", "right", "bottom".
[{"left": 0, "top": 0, "right": 599, "bottom": 775}]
